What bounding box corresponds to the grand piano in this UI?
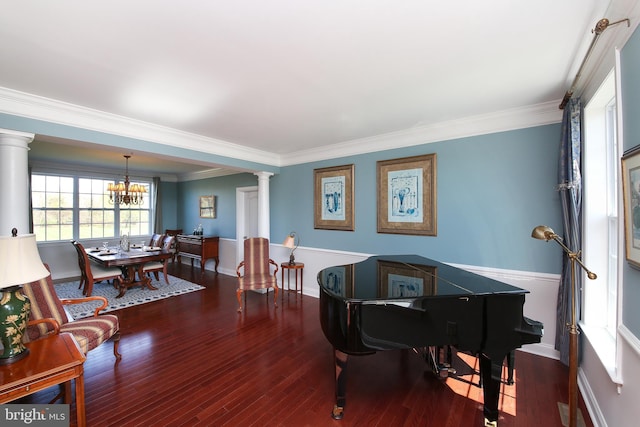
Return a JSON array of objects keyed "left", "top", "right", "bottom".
[{"left": 318, "top": 255, "right": 543, "bottom": 426}]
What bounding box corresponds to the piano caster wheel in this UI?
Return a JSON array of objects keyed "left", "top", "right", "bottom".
[
  {"left": 331, "top": 405, "right": 344, "bottom": 420},
  {"left": 484, "top": 417, "right": 498, "bottom": 427}
]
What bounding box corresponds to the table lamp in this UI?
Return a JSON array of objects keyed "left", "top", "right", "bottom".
[
  {"left": 283, "top": 231, "right": 299, "bottom": 264},
  {"left": 0, "top": 228, "right": 50, "bottom": 364}
]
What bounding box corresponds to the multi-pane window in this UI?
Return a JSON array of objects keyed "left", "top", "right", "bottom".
[
  {"left": 119, "top": 195, "right": 151, "bottom": 236},
  {"left": 583, "top": 68, "right": 621, "bottom": 377},
  {"left": 31, "top": 172, "right": 152, "bottom": 242},
  {"left": 78, "top": 178, "right": 115, "bottom": 239},
  {"left": 31, "top": 175, "right": 74, "bottom": 241}
]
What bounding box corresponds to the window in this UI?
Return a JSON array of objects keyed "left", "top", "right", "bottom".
[
  {"left": 582, "top": 68, "right": 622, "bottom": 382},
  {"left": 31, "top": 175, "right": 74, "bottom": 241},
  {"left": 32, "top": 172, "right": 152, "bottom": 242}
]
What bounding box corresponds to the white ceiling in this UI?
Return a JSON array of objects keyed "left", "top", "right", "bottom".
[{"left": 0, "top": 0, "right": 636, "bottom": 176}]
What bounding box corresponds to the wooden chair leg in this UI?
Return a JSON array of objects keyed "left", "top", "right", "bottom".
[
  {"left": 273, "top": 286, "right": 278, "bottom": 307},
  {"left": 236, "top": 289, "right": 243, "bottom": 312},
  {"left": 85, "top": 280, "right": 94, "bottom": 297},
  {"left": 113, "top": 331, "right": 122, "bottom": 360}
]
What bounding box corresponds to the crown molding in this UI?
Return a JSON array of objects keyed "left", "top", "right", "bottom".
[
  {"left": 1, "top": 86, "right": 564, "bottom": 170},
  {"left": 280, "top": 101, "right": 563, "bottom": 166},
  {"left": 0, "top": 87, "right": 280, "bottom": 166},
  {"left": 178, "top": 167, "right": 241, "bottom": 182}
]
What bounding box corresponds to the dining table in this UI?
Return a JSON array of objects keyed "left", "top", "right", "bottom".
[{"left": 86, "top": 244, "right": 172, "bottom": 298}]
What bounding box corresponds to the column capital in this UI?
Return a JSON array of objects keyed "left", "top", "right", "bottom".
[
  {"left": 0, "top": 128, "right": 35, "bottom": 149},
  {"left": 253, "top": 171, "right": 274, "bottom": 180}
]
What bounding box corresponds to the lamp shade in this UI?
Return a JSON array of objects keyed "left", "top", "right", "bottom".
[
  {"left": 531, "top": 225, "right": 557, "bottom": 241},
  {"left": 0, "top": 233, "right": 49, "bottom": 289},
  {"left": 283, "top": 234, "right": 295, "bottom": 249}
]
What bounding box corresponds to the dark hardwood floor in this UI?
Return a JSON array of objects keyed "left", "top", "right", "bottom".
[{"left": 19, "top": 263, "right": 594, "bottom": 426}]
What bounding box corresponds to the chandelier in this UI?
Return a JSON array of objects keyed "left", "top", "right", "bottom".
[{"left": 107, "top": 155, "right": 147, "bottom": 205}]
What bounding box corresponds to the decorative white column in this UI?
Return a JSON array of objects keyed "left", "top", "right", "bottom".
[
  {"left": 0, "top": 129, "right": 35, "bottom": 236},
  {"left": 253, "top": 171, "right": 273, "bottom": 239}
]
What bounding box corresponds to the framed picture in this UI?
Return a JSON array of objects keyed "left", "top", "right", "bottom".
[
  {"left": 377, "top": 260, "right": 437, "bottom": 298},
  {"left": 622, "top": 145, "right": 640, "bottom": 267},
  {"left": 314, "top": 164, "right": 355, "bottom": 231},
  {"left": 199, "top": 195, "right": 216, "bottom": 218},
  {"left": 377, "top": 153, "right": 437, "bottom": 235}
]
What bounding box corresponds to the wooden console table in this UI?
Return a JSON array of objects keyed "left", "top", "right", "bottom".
[
  {"left": 176, "top": 234, "right": 219, "bottom": 272},
  {"left": 0, "top": 333, "right": 87, "bottom": 427}
]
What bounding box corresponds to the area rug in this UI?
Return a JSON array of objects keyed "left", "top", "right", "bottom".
[{"left": 54, "top": 275, "right": 204, "bottom": 319}]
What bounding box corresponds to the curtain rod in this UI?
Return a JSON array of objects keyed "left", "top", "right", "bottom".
[{"left": 559, "top": 17, "right": 630, "bottom": 110}]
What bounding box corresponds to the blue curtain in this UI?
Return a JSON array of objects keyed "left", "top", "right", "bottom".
[{"left": 556, "top": 97, "right": 583, "bottom": 366}]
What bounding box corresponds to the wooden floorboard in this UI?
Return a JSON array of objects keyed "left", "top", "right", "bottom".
[{"left": 16, "top": 262, "right": 594, "bottom": 427}]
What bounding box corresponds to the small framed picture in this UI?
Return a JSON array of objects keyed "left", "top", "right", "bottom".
[
  {"left": 199, "top": 195, "right": 216, "bottom": 218},
  {"left": 314, "top": 164, "right": 355, "bottom": 231}
]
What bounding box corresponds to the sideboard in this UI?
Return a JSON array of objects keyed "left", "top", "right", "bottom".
[{"left": 176, "top": 235, "right": 219, "bottom": 273}]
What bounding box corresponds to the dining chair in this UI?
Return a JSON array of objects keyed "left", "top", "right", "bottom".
[
  {"left": 164, "top": 229, "right": 182, "bottom": 263},
  {"left": 23, "top": 264, "right": 121, "bottom": 360},
  {"left": 142, "top": 235, "right": 175, "bottom": 284},
  {"left": 71, "top": 240, "right": 124, "bottom": 297},
  {"left": 148, "top": 233, "right": 165, "bottom": 248},
  {"left": 236, "top": 237, "right": 278, "bottom": 312}
]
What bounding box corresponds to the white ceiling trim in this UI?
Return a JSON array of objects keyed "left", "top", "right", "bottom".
[
  {"left": 282, "top": 101, "right": 564, "bottom": 166},
  {"left": 178, "top": 167, "right": 243, "bottom": 182},
  {"left": 2, "top": 85, "right": 565, "bottom": 170},
  {"left": 0, "top": 86, "right": 280, "bottom": 167}
]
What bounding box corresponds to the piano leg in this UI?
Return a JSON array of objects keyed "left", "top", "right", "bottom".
[
  {"left": 332, "top": 349, "right": 349, "bottom": 420},
  {"left": 479, "top": 354, "right": 501, "bottom": 426}
]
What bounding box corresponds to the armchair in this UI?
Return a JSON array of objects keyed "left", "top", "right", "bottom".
[
  {"left": 23, "top": 264, "right": 121, "bottom": 359},
  {"left": 236, "top": 237, "right": 278, "bottom": 312}
]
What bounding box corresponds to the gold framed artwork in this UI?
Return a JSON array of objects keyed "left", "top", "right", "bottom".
[
  {"left": 621, "top": 145, "right": 640, "bottom": 267},
  {"left": 377, "top": 153, "right": 437, "bottom": 235},
  {"left": 199, "top": 195, "right": 216, "bottom": 218},
  {"left": 314, "top": 164, "right": 355, "bottom": 231}
]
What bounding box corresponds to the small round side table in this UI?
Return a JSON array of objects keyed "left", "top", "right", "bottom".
[{"left": 281, "top": 262, "right": 304, "bottom": 299}]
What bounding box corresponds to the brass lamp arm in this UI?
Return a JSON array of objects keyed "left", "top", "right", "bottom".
[{"left": 546, "top": 233, "right": 597, "bottom": 281}]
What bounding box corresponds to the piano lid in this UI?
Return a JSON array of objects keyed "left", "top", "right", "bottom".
[{"left": 317, "top": 254, "right": 529, "bottom": 302}]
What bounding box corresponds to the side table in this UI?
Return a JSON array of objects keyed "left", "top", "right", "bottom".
[
  {"left": 0, "top": 333, "right": 87, "bottom": 427},
  {"left": 281, "top": 262, "right": 304, "bottom": 299}
]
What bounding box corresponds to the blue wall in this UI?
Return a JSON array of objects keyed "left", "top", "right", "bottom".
[
  {"left": 176, "top": 173, "right": 257, "bottom": 237},
  {"left": 270, "top": 125, "right": 564, "bottom": 273},
  {"left": 178, "top": 123, "right": 564, "bottom": 274},
  {"left": 621, "top": 24, "right": 640, "bottom": 337}
]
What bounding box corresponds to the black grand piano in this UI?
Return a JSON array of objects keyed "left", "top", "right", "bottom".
[{"left": 318, "top": 254, "right": 543, "bottom": 426}]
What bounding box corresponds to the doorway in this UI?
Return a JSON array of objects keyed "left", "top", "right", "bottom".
[{"left": 236, "top": 186, "right": 259, "bottom": 265}]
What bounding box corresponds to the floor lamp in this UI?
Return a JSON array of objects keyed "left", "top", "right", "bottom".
[{"left": 531, "top": 225, "right": 597, "bottom": 427}]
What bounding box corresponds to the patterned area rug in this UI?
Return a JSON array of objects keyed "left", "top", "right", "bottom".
[{"left": 54, "top": 275, "right": 204, "bottom": 319}]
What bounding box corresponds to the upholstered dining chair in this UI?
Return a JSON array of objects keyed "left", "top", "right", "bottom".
[
  {"left": 148, "top": 233, "right": 165, "bottom": 248},
  {"left": 236, "top": 237, "right": 278, "bottom": 312},
  {"left": 142, "top": 235, "right": 175, "bottom": 284},
  {"left": 164, "top": 229, "right": 182, "bottom": 263},
  {"left": 23, "top": 264, "right": 121, "bottom": 360},
  {"left": 71, "top": 240, "right": 123, "bottom": 297}
]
